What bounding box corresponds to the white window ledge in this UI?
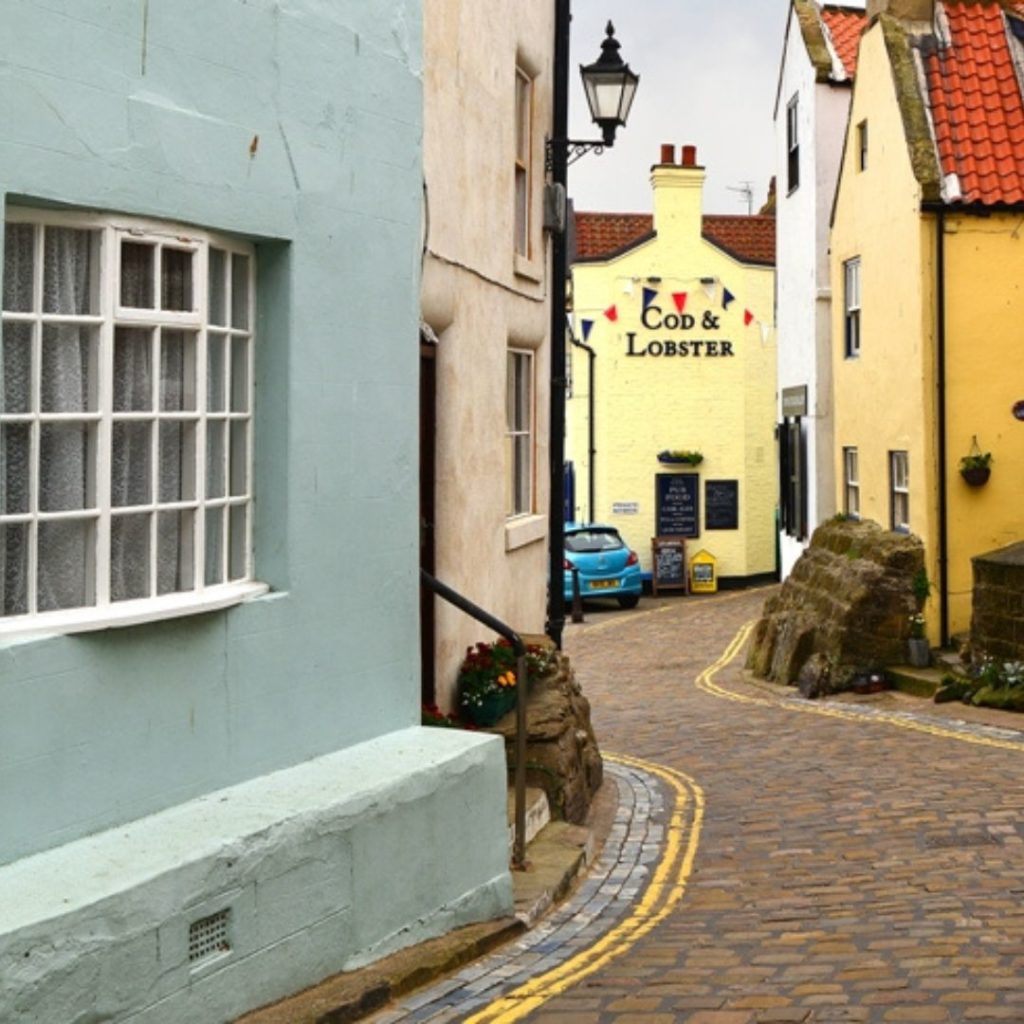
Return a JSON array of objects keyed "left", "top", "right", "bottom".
[
  {"left": 0, "top": 582, "right": 270, "bottom": 646},
  {"left": 505, "top": 514, "right": 547, "bottom": 552}
]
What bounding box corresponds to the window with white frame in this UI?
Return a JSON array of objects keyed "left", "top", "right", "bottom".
[
  {"left": 506, "top": 349, "right": 533, "bottom": 517},
  {"left": 890, "top": 450, "right": 909, "bottom": 532},
  {"left": 786, "top": 95, "right": 800, "bottom": 193},
  {"left": 1, "top": 208, "right": 258, "bottom": 634},
  {"left": 857, "top": 120, "right": 868, "bottom": 171},
  {"left": 844, "top": 257, "right": 861, "bottom": 357},
  {"left": 843, "top": 446, "right": 859, "bottom": 518},
  {"left": 514, "top": 68, "right": 533, "bottom": 258}
]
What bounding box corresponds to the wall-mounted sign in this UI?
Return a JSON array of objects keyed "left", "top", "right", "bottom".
[
  {"left": 1013, "top": 400, "right": 1024, "bottom": 421},
  {"left": 705, "top": 480, "right": 739, "bottom": 530},
  {"left": 781, "top": 385, "right": 808, "bottom": 418},
  {"left": 655, "top": 473, "right": 699, "bottom": 538},
  {"left": 611, "top": 501, "right": 640, "bottom": 515}
]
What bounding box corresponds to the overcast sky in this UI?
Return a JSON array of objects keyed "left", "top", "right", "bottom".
[{"left": 567, "top": 0, "right": 866, "bottom": 215}]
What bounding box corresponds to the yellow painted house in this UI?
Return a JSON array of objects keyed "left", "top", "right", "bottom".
[
  {"left": 569, "top": 144, "right": 777, "bottom": 589},
  {"left": 831, "top": 0, "right": 1024, "bottom": 643}
]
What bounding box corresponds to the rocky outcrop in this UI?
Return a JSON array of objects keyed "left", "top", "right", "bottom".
[
  {"left": 971, "top": 542, "right": 1024, "bottom": 662},
  {"left": 747, "top": 519, "right": 924, "bottom": 695},
  {"left": 489, "top": 647, "right": 602, "bottom": 825}
]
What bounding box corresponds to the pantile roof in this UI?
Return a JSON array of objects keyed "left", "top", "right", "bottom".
[
  {"left": 821, "top": 5, "right": 867, "bottom": 77},
  {"left": 924, "top": 2, "right": 1024, "bottom": 205},
  {"left": 574, "top": 212, "right": 775, "bottom": 267}
]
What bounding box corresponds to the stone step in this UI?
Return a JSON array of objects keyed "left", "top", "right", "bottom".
[
  {"left": 886, "top": 664, "right": 944, "bottom": 698},
  {"left": 506, "top": 786, "right": 550, "bottom": 854}
]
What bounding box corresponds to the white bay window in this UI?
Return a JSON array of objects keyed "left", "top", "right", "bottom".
[{"left": 1, "top": 209, "right": 263, "bottom": 636}]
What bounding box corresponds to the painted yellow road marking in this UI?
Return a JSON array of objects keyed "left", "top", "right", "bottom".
[
  {"left": 696, "top": 620, "right": 1024, "bottom": 753},
  {"left": 464, "top": 753, "right": 704, "bottom": 1024}
]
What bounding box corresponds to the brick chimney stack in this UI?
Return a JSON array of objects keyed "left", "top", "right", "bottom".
[
  {"left": 651, "top": 143, "right": 705, "bottom": 241},
  {"left": 866, "top": 0, "right": 934, "bottom": 20}
]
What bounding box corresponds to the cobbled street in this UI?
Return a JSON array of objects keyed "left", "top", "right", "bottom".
[{"left": 375, "top": 589, "right": 1024, "bottom": 1023}]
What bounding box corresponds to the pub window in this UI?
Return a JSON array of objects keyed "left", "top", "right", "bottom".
[
  {"left": 843, "top": 447, "right": 860, "bottom": 518},
  {"left": 786, "top": 95, "right": 800, "bottom": 193},
  {"left": 514, "top": 67, "right": 533, "bottom": 258},
  {"left": 857, "top": 120, "right": 868, "bottom": 171},
  {"left": 506, "top": 348, "right": 533, "bottom": 517},
  {"left": 890, "top": 450, "right": 909, "bottom": 532},
  {"left": 844, "top": 258, "right": 861, "bottom": 358},
  {"left": 1, "top": 207, "right": 260, "bottom": 636}
]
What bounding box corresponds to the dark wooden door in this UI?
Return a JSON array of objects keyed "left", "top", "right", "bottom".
[{"left": 419, "top": 343, "right": 437, "bottom": 706}]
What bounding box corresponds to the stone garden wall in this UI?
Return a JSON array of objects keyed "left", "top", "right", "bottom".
[{"left": 971, "top": 542, "right": 1024, "bottom": 661}]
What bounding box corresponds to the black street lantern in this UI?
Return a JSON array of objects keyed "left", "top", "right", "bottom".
[{"left": 580, "top": 22, "right": 639, "bottom": 147}]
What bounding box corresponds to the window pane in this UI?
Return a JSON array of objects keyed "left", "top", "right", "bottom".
[
  {"left": 2, "top": 321, "right": 33, "bottom": 413},
  {"left": 41, "top": 324, "right": 98, "bottom": 412},
  {"left": 1, "top": 522, "right": 29, "bottom": 615},
  {"left": 159, "top": 421, "right": 196, "bottom": 502},
  {"left": 231, "top": 253, "right": 250, "bottom": 329},
  {"left": 230, "top": 336, "right": 249, "bottom": 412},
  {"left": 515, "top": 168, "right": 528, "bottom": 256},
  {"left": 43, "top": 227, "right": 98, "bottom": 315},
  {"left": 516, "top": 73, "right": 530, "bottom": 162},
  {"left": 38, "top": 518, "right": 95, "bottom": 611},
  {"left": 3, "top": 223, "right": 35, "bottom": 312},
  {"left": 157, "top": 509, "right": 194, "bottom": 595},
  {"left": 229, "top": 503, "right": 247, "bottom": 580},
  {"left": 121, "top": 241, "right": 155, "bottom": 308},
  {"left": 207, "top": 333, "right": 227, "bottom": 412},
  {"left": 161, "top": 247, "right": 194, "bottom": 311},
  {"left": 113, "top": 327, "right": 153, "bottom": 412},
  {"left": 205, "top": 506, "right": 224, "bottom": 585},
  {"left": 160, "top": 330, "right": 196, "bottom": 412},
  {"left": 39, "top": 423, "right": 95, "bottom": 510},
  {"left": 206, "top": 420, "right": 226, "bottom": 498},
  {"left": 229, "top": 421, "right": 247, "bottom": 496},
  {"left": 111, "top": 421, "right": 152, "bottom": 507},
  {"left": 110, "top": 513, "right": 150, "bottom": 601},
  {"left": 208, "top": 247, "right": 227, "bottom": 326},
  {"left": 1, "top": 423, "right": 30, "bottom": 513},
  {"left": 514, "top": 435, "right": 531, "bottom": 513}
]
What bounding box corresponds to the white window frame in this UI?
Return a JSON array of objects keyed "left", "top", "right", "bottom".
[
  {"left": 506, "top": 348, "right": 534, "bottom": 518},
  {"left": 843, "top": 446, "right": 860, "bottom": 519},
  {"left": 786, "top": 95, "right": 800, "bottom": 193},
  {"left": 1, "top": 207, "right": 265, "bottom": 639},
  {"left": 514, "top": 67, "right": 533, "bottom": 259},
  {"left": 890, "top": 450, "right": 909, "bottom": 532},
  {"left": 844, "top": 258, "right": 861, "bottom": 358}
]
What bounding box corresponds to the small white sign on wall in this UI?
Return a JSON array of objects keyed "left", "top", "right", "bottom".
[{"left": 611, "top": 502, "right": 640, "bottom": 515}]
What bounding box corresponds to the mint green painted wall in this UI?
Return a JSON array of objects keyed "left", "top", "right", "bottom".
[{"left": 0, "top": 0, "right": 425, "bottom": 863}]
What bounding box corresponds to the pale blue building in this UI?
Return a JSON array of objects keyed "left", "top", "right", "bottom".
[{"left": 0, "top": 2, "right": 511, "bottom": 1020}]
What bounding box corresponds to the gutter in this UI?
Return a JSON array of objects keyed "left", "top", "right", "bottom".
[{"left": 569, "top": 332, "right": 596, "bottom": 523}]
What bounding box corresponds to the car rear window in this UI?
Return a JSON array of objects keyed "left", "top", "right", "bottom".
[{"left": 565, "top": 530, "right": 626, "bottom": 553}]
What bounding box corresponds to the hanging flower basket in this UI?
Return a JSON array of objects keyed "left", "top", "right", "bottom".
[
  {"left": 960, "top": 465, "right": 990, "bottom": 487},
  {"left": 657, "top": 449, "right": 703, "bottom": 466},
  {"left": 959, "top": 439, "right": 991, "bottom": 487}
]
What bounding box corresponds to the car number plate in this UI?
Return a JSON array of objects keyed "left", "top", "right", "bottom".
[{"left": 590, "top": 579, "right": 619, "bottom": 590}]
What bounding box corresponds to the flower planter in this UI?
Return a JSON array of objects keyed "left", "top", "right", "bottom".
[
  {"left": 907, "top": 637, "right": 930, "bottom": 668},
  {"left": 656, "top": 451, "right": 702, "bottom": 466},
  {"left": 960, "top": 466, "right": 990, "bottom": 487},
  {"left": 462, "top": 689, "right": 516, "bottom": 727}
]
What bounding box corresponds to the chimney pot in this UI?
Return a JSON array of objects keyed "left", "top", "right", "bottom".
[
  {"left": 681, "top": 145, "right": 697, "bottom": 168},
  {"left": 660, "top": 143, "right": 675, "bottom": 165}
]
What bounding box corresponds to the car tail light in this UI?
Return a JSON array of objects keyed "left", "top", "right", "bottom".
[
  {"left": 563, "top": 559, "right": 573, "bottom": 570},
  {"left": 626, "top": 550, "right": 639, "bottom": 566}
]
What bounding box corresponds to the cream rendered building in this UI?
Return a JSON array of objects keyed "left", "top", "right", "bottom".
[
  {"left": 569, "top": 146, "right": 777, "bottom": 589},
  {"left": 422, "top": 1, "right": 554, "bottom": 706}
]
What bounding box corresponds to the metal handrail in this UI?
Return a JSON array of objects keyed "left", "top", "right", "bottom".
[{"left": 420, "top": 569, "right": 530, "bottom": 870}]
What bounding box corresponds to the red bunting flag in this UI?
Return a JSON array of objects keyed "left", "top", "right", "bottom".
[
  {"left": 672, "top": 292, "right": 688, "bottom": 314},
  {"left": 604, "top": 305, "right": 618, "bottom": 322},
  {"left": 744, "top": 310, "right": 754, "bottom": 326}
]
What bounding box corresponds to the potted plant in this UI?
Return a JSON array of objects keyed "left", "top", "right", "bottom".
[
  {"left": 959, "top": 449, "right": 992, "bottom": 487},
  {"left": 456, "top": 639, "right": 555, "bottom": 727},
  {"left": 657, "top": 449, "right": 704, "bottom": 466},
  {"left": 907, "top": 613, "right": 929, "bottom": 668}
]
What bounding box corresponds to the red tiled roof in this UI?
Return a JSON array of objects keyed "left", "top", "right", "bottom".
[
  {"left": 703, "top": 215, "right": 776, "bottom": 266},
  {"left": 574, "top": 211, "right": 775, "bottom": 265},
  {"left": 820, "top": 5, "right": 867, "bottom": 78},
  {"left": 925, "top": 2, "right": 1024, "bottom": 205}
]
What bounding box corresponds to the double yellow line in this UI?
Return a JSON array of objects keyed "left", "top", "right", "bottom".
[{"left": 464, "top": 754, "right": 704, "bottom": 1024}]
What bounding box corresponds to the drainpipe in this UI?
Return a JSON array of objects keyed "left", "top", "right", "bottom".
[
  {"left": 936, "top": 208, "right": 950, "bottom": 646},
  {"left": 569, "top": 333, "right": 596, "bottom": 523}
]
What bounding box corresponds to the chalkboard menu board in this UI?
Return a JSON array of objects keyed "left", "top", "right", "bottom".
[
  {"left": 651, "top": 537, "right": 687, "bottom": 594},
  {"left": 705, "top": 479, "right": 739, "bottom": 530},
  {"left": 655, "top": 473, "right": 699, "bottom": 538}
]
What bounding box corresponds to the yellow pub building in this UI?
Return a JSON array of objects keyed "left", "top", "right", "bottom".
[{"left": 569, "top": 144, "right": 777, "bottom": 590}]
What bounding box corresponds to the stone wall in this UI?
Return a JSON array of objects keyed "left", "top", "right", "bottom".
[
  {"left": 747, "top": 519, "right": 924, "bottom": 695},
  {"left": 971, "top": 542, "right": 1024, "bottom": 661}
]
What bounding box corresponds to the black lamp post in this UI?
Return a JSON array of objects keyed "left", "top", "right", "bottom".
[{"left": 546, "top": 9, "right": 638, "bottom": 649}]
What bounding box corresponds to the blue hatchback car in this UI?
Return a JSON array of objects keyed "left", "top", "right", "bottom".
[{"left": 563, "top": 523, "right": 643, "bottom": 609}]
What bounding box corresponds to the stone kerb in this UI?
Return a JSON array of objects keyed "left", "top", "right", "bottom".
[{"left": 747, "top": 519, "right": 923, "bottom": 695}]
